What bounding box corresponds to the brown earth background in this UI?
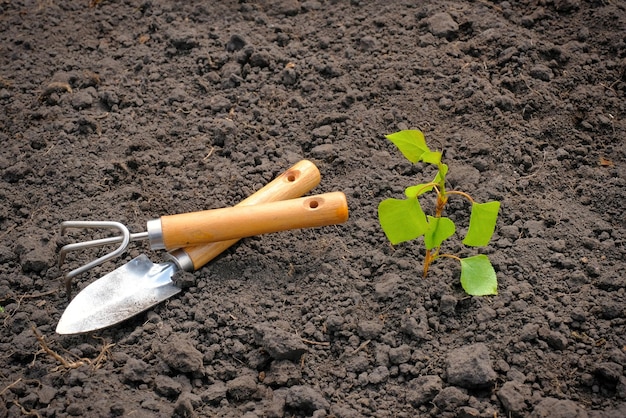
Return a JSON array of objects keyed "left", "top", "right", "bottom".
[{"left": 1, "top": 0, "right": 625, "bottom": 417}]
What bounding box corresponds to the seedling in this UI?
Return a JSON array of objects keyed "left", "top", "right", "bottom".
[{"left": 378, "top": 130, "right": 500, "bottom": 296}]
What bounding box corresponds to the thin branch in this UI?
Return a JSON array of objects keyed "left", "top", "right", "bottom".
[{"left": 447, "top": 190, "right": 475, "bottom": 204}]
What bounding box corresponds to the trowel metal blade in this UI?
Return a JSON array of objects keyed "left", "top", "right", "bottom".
[{"left": 56, "top": 254, "right": 181, "bottom": 334}]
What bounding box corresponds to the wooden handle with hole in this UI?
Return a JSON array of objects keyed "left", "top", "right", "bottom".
[
  {"left": 160, "top": 192, "right": 348, "bottom": 250},
  {"left": 169, "top": 160, "right": 321, "bottom": 271}
]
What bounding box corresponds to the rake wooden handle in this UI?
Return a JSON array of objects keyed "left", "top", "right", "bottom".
[
  {"left": 159, "top": 192, "right": 348, "bottom": 250},
  {"left": 168, "top": 160, "right": 321, "bottom": 271}
]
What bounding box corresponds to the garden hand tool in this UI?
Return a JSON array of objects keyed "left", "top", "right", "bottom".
[
  {"left": 59, "top": 159, "right": 320, "bottom": 288},
  {"left": 58, "top": 159, "right": 329, "bottom": 294},
  {"left": 56, "top": 160, "right": 350, "bottom": 334},
  {"left": 59, "top": 193, "right": 346, "bottom": 284}
]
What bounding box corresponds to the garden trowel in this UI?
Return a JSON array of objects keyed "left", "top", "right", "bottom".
[{"left": 56, "top": 160, "right": 348, "bottom": 334}]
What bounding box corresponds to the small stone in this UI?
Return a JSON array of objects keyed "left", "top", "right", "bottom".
[
  {"left": 263, "top": 0, "right": 300, "bottom": 16},
  {"left": 538, "top": 327, "right": 568, "bottom": 351},
  {"left": 311, "top": 125, "right": 333, "bottom": 139},
  {"left": 285, "top": 385, "right": 330, "bottom": 414},
  {"left": 439, "top": 294, "right": 457, "bottom": 315},
  {"left": 388, "top": 344, "right": 412, "bottom": 365},
  {"left": 507, "top": 368, "right": 527, "bottom": 383},
  {"left": 0, "top": 245, "right": 14, "bottom": 263},
  {"left": 433, "top": 386, "right": 469, "bottom": 411},
  {"left": 368, "top": 366, "right": 390, "bottom": 384},
  {"left": 200, "top": 382, "right": 227, "bottom": 405},
  {"left": 167, "top": 87, "right": 187, "bottom": 105},
  {"left": 446, "top": 343, "right": 497, "bottom": 389},
  {"left": 310, "top": 144, "right": 335, "bottom": 160},
  {"left": 457, "top": 406, "right": 481, "bottom": 418},
  {"left": 400, "top": 312, "right": 430, "bottom": 341},
  {"left": 599, "top": 301, "right": 624, "bottom": 319},
  {"left": 154, "top": 375, "right": 182, "bottom": 399},
  {"left": 325, "top": 314, "right": 344, "bottom": 333},
  {"left": 110, "top": 403, "right": 125, "bottom": 416},
  {"left": 3, "top": 161, "right": 32, "bottom": 183},
  {"left": 427, "top": 12, "right": 459, "bottom": 39},
  {"left": 476, "top": 306, "right": 497, "bottom": 323},
  {"left": 37, "top": 385, "right": 57, "bottom": 405},
  {"left": 220, "top": 61, "right": 242, "bottom": 80},
  {"left": 20, "top": 248, "right": 51, "bottom": 274},
  {"left": 498, "top": 381, "right": 531, "bottom": 417},
  {"left": 375, "top": 273, "right": 404, "bottom": 300},
  {"left": 226, "top": 375, "right": 258, "bottom": 402},
  {"left": 498, "top": 225, "right": 520, "bottom": 241},
  {"left": 122, "top": 358, "right": 151, "bottom": 384},
  {"left": 249, "top": 51, "right": 271, "bottom": 68},
  {"left": 265, "top": 388, "right": 288, "bottom": 417},
  {"left": 66, "top": 403, "right": 85, "bottom": 416},
  {"left": 280, "top": 67, "right": 298, "bottom": 85},
  {"left": 357, "top": 320, "right": 383, "bottom": 339},
  {"left": 264, "top": 360, "right": 302, "bottom": 387},
  {"left": 359, "top": 36, "right": 377, "bottom": 51},
  {"left": 173, "top": 392, "right": 201, "bottom": 417},
  {"left": 555, "top": 0, "right": 580, "bottom": 13},
  {"left": 520, "top": 323, "right": 539, "bottom": 341},
  {"left": 530, "top": 397, "right": 588, "bottom": 418},
  {"left": 524, "top": 220, "right": 545, "bottom": 237},
  {"left": 159, "top": 340, "right": 203, "bottom": 373},
  {"left": 253, "top": 323, "right": 307, "bottom": 361},
  {"left": 226, "top": 34, "right": 246, "bottom": 52},
  {"left": 594, "top": 362, "right": 623, "bottom": 383},
  {"left": 570, "top": 309, "right": 587, "bottom": 322},
  {"left": 529, "top": 65, "right": 553, "bottom": 81},
  {"left": 208, "top": 95, "right": 232, "bottom": 113},
  {"left": 169, "top": 29, "right": 199, "bottom": 51},
  {"left": 406, "top": 375, "right": 443, "bottom": 407},
  {"left": 345, "top": 354, "right": 370, "bottom": 374},
  {"left": 71, "top": 87, "right": 96, "bottom": 110},
  {"left": 446, "top": 164, "right": 480, "bottom": 189}
]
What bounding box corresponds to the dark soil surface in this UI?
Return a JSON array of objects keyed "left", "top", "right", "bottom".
[{"left": 1, "top": 1, "right": 626, "bottom": 417}]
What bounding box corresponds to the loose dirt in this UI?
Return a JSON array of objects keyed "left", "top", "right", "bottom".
[{"left": 1, "top": 1, "right": 625, "bottom": 417}]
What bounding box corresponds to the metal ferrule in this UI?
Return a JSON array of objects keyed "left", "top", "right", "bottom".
[
  {"left": 146, "top": 218, "right": 165, "bottom": 250},
  {"left": 167, "top": 248, "right": 194, "bottom": 272}
]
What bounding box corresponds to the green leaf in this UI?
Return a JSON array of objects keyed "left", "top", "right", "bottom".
[
  {"left": 460, "top": 255, "right": 498, "bottom": 296},
  {"left": 434, "top": 163, "right": 448, "bottom": 184},
  {"left": 405, "top": 183, "right": 433, "bottom": 198},
  {"left": 385, "top": 130, "right": 430, "bottom": 163},
  {"left": 421, "top": 151, "right": 442, "bottom": 165},
  {"left": 405, "top": 164, "right": 449, "bottom": 198},
  {"left": 463, "top": 201, "right": 501, "bottom": 247},
  {"left": 378, "top": 197, "right": 429, "bottom": 245},
  {"left": 424, "top": 216, "right": 456, "bottom": 250}
]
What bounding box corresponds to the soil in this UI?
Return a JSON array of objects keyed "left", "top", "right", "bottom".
[{"left": 1, "top": 0, "right": 625, "bottom": 417}]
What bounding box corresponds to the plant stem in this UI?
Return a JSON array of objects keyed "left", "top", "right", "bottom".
[
  {"left": 423, "top": 249, "right": 431, "bottom": 278},
  {"left": 447, "top": 190, "right": 474, "bottom": 204},
  {"left": 423, "top": 247, "right": 441, "bottom": 277},
  {"left": 435, "top": 192, "right": 447, "bottom": 217},
  {"left": 423, "top": 162, "right": 456, "bottom": 279},
  {"left": 438, "top": 253, "right": 461, "bottom": 262}
]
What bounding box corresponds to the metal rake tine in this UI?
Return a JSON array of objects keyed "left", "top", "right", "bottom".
[{"left": 59, "top": 221, "right": 147, "bottom": 299}]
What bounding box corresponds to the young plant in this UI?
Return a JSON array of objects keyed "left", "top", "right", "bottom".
[{"left": 378, "top": 130, "right": 500, "bottom": 296}]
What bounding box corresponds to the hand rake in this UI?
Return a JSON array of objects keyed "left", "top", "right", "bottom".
[{"left": 59, "top": 191, "right": 347, "bottom": 293}]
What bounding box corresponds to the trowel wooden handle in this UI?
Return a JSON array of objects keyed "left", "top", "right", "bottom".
[
  {"left": 169, "top": 160, "right": 321, "bottom": 271},
  {"left": 160, "top": 192, "right": 348, "bottom": 250}
]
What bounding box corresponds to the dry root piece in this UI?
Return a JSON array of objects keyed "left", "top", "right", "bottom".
[
  {"left": 31, "top": 326, "right": 114, "bottom": 371},
  {"left": 12, "top": 399, "right": 41, "bottom": 418},
  {"left": 39, "top": 82, "right": 72, "bottom": 102}
]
